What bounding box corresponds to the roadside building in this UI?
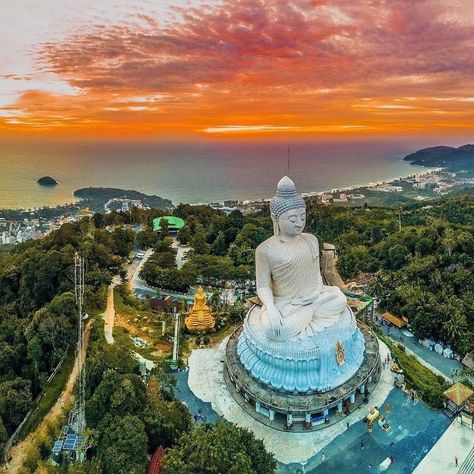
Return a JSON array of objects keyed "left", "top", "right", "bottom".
[
  {"left": 443, "top": 383, "right": 474, "bottom": 418},
  {"left": 382, "top": 312, "right": 407, "bottom": 328},
  {"left": 462, "top": 351, "right": 474, "bottom": 370},
  {"left": 152, "top": 216, "right": 185, "bottom": 234}
]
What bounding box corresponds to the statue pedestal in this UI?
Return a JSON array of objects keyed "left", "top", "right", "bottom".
[
  {"left": 224, "top": 321, "right": 381, "bottom": 431},
  {"left": 236, "top": 304, "right": 365, "bottom": 394}
]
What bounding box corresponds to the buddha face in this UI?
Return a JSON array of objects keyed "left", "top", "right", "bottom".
[{"left": 276, "top": 207, "right": 306, "bottom": 237}]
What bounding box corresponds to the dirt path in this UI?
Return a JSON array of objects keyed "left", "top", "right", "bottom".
[
  {"left": 4, "top": 322, "right": 92, "bottom": 474},
  {"left": 103, "top": 283, "right": 116, "bottom": 344}
]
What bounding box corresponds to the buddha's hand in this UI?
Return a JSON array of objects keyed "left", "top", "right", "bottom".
[{"left": 266, "top": 305, "right": 283, "bottom": 338}]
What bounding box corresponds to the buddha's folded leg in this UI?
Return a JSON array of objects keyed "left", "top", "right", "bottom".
[
  {"left": 303, "top": 295, "right": 347, "bottom": 335},
  {"left": 260, "top": 302, "right": 313, "bottom": 341}
]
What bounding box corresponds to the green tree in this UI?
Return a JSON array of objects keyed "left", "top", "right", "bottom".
[
  {"left": 162, "top": 422, "right": 276, "bottom": 474},
  {"left": 86, "top": 372, "right": 146, "bottom": 428},
  {"left": 0, "top": 377, "right": 32, "bottom": 433},
  {"left": 140, "top": 262, "right": 196, "bottom": 291},
  {"left": 143, "top": 399, "right": 192, "bottom": 451},
  {"left": 177, "top": 226, "right": 191, "bottom": 245},
  {"left": 152, "top": 251, "right": 177, "bottom": 269},
  {"left": 111, "top": 227, "right": 135, "bottom": 257},
  {"left": 387, "top": 244, "right": 409, "bottom": 270},
  {"left": 136, "top": 228, "right": 159, "bottom": 249},
  {"left": 228, "top": 242, "right": 254, "bottom": 267},
  {"left": 0, "top": 417, "right": 8, "bottom": 463},
  {"left": 97, "top": 415, "right": 148, "bottom": 474},
  {"left": 92, "top": 213, "right": 106, "bottom": 229},
  {"left": 235, "top": 224, "right": 269, "bottom": 249},
  {"left": 212, "top": 231, "right": 227, "bottom": 256},
  {"left": 160, "top": 218, "right": 170, "bottom": 238},
  {"left": 191, "top": 231, "right": 210, "bottom": 255},
  {"left": 86, "top": 330, "right": 138, "bottom": 396}
]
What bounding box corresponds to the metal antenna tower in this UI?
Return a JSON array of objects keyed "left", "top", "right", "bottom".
[
  {"left": 287, "top": 145, "right": 290, "bottom": 175},
  {"left": 74, "top": 253, "right": 86, "bottom": 442}
]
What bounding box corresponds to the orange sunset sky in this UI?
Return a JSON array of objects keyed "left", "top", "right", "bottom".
[{"left": 1, "top": 0, "right": 474, "bottom": 141}]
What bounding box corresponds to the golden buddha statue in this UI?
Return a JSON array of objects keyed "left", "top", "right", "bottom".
[{"left": 185, "top": 286, "right": 215, "bottom": 332}]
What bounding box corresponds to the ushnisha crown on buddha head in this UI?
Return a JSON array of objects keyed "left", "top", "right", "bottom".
[
  {"left": 270, "top": 176, "right": 306, "bottom": 218},
  {"left": 270, "top": 176, "right": 306, "bottom": 234}
]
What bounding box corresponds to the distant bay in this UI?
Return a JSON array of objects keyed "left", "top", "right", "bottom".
[{"left": 0, "top": 140, "right": 447, "bottom": 209}]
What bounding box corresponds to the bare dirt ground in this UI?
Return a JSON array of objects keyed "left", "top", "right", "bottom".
[{"left": 4, "top": 322, "right": 92, "bottom": 474}]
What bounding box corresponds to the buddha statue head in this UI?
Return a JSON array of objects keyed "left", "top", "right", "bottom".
[{"left": 270, "top": 176, "right": 306, "bottom": 237}]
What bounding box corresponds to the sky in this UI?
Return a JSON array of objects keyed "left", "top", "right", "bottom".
[{"left": 1, "top": 0, "right": 474, "bottom": 141}]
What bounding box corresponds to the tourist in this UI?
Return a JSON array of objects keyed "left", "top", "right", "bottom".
[
  {"left": 455, "top": 456, "right": 458, "bottom": 466},
  {"left": 322, "top": 452, "right": 326, "bottom": 462},
  {"left": 360, "top": 440, "right": 365, "bottom": 450},
  {"left": 346, "top": 421, "right": 350, "bottom": 430},
  {"left": 389, "top": 455, "right": 394, "bottom": 463}
]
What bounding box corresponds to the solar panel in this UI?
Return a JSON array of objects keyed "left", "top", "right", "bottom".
[
  {"left": 52, "top": 440, "right": 63, "bottom": 454},
  {"left": 63, "top": 434, "right": 79, "bottom": 450}
]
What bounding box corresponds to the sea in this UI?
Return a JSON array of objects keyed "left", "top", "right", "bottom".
[{"left": 0, "top": 139, "right": 442, "bottom": 210}]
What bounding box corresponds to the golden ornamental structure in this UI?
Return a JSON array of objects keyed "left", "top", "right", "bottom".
[
  {"left": 185, "top": 286, "right": 215, "bottom": 332},
  {"left": 336, "top": 340, "right": 346, "bottom": 366}
]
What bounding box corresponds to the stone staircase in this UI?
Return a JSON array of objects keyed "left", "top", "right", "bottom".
[{"left": 459, "top": 445, "right": 474, "bottom": 474}]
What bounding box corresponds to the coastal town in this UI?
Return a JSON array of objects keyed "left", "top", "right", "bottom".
[{"left": 1, "top": 167, "right": 472, "bottom": 247}]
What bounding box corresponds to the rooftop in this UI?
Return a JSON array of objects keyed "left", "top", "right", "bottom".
[
  {"left": 443, "top": 382, "right": 474, "bottom": 407},
  {"left": 152, "top": 215, "right": 185, "bottom": 231}
]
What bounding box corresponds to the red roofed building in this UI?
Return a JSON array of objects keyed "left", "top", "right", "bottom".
[{"left": 148, "top": 446, "right": 165, "bottom": 474}]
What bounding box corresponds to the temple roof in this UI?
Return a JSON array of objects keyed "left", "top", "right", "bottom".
[
  {"left": 152, "top": 216, "right": 185, "bottom": 231},
  {"left": 382, "top": 312, "right": 407, "bottom": 328},
  {"left": 443, "top": 382, "right": 473, "bottom": 407}
]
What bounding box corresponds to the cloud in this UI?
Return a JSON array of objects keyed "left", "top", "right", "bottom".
[{"left": 5, "top": 0, "right": 474, "bottom": 136}]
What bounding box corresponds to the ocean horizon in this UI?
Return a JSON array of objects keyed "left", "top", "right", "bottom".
[{"left": 0, "top": 139, "right": 455, "bottom": 210}]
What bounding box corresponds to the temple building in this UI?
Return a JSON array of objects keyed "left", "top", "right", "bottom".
[{"left": 152, "top": 216, "right": 185, "bottom": 234}]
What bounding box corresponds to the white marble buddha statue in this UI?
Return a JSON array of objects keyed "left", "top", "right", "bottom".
[
  {"left": 236, "top": 176, "right": 365, "bottom": 393},
  {"left": 256, "top": 176, "right": 350, "bottom": 341}
]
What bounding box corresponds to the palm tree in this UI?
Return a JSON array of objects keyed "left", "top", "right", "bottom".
[{"left": 442, "top": 309, "right": 467, "bottom": 345}]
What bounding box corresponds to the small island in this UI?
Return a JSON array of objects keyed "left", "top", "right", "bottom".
[{"left": 37, "top": 176, "right": 58, "bottom": 186}]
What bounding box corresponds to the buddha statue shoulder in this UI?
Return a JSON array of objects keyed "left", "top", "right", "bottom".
[{"left": 255, "top": 176, "right": 350, "bottom": 342}]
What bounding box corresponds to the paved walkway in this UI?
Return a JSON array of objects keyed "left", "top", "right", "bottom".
[
  {"left": 170, "top": 237, "right": 191, "bottom": 269},
  {"left": 413, "top": 420, "right": 474, "bottom": 474},
  {"left": 375, "top": 317, "right": 462, "bottom": 382},
  {"left": 174, "top": 356, "right": 452, "bottom": 473},
  {"left": 294, "top": 389, "right": 451, "bottom": 474},
  {"left": 184, "top": 337, "right": 398, "bottom": 466},
  {"left": 175, "top": 371, "right": 220, "bottom": 424}
]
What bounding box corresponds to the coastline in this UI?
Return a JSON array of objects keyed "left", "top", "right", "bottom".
[{"left": 0, "top": 166, "right": 447, "bottom": 213}]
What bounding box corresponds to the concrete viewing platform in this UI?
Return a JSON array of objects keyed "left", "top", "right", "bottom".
[
  {"left": 224, "top": 322, "right": 381, "bottom": 431},
  {"left": 187, "top": 335, "right": 395, "bottom": 464}
]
